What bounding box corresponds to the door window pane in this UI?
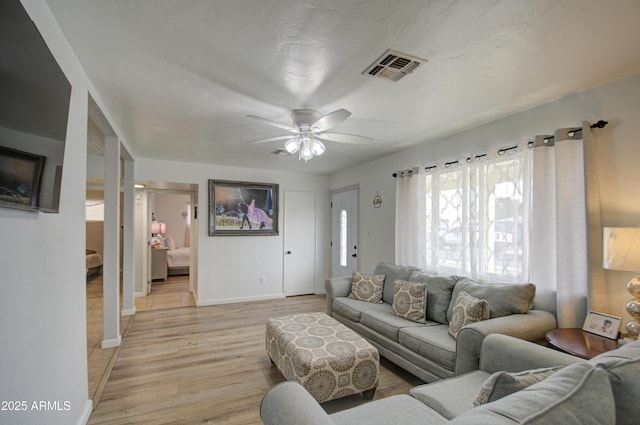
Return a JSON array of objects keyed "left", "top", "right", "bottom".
[{"left": 340, "top": 209, "right": 347, "bottom": 266}]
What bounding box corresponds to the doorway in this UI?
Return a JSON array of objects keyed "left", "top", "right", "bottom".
[
  {"left": 283, "top": 191, "right": 317, "bottom": 296},
  {"left": 331, "top": 188, "right": 359, "bottom": 277},
  {"left": 143, "top": 187, "right": 198, "bottom": 308}
]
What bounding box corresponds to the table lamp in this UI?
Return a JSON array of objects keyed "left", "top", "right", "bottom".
[{"left": 603, "top": 227, "right": 640, "bottom": 339}]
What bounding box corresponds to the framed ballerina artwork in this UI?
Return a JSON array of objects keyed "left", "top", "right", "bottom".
[{"left": 208, "top": 179, "right": 279, "bottom": 236}]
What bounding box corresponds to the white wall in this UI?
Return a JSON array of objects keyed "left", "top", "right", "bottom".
[
  {"left": 329, "top": 72, "right": 640, "bottom": 330},
  {"left": 135, "top": 159, "right": 330, "bottom": 304},
  {"left": 152, "top": 192, "right": 190, "bottom": 247},
  {"left": 0, "top": 1, "right": 92, "bottom": 424}
]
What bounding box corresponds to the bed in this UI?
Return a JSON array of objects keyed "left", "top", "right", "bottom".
[
  {"left": 165, "top": 237, "right": 190, "bottom": 276},
  {"left": 86, "top": 249, "right": 103, "bottom": 279}
]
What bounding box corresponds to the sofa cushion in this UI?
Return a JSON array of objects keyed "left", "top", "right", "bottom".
[
  {"left": 448, "top": 291, "right": 489, "bottom": 338},
  {"left": 448, "top": 362, "right": 615, "bottom": 425},
  {"left": 410, "top": 370, "right": 491, "bottom": 419},
  {"left": 330, "top": 394, "right": 448, "bottom": 425},
  {"left": 348, "top": 272, "right": 384, "bottom": 303},
  {"left": 373, "top": 262, "right": 420, "bottom": 304},
  {"left": 399, "top": 325, "right": 456, "bottom": 372},
  {"left": 360, "top": 307, "right": 426, "bottom": 342},
  {"left": 473, "top": 366, "right": 561, "bottom": 406},
  {"left": 447, "top": 278, "right": 535, "bottom": 321},
  {"left": 332, "top": 297, "right": 390, "bottom": 323},
  {"left": 392, "top": 280, "right": 427, "bottom": 323},
  {"left": 408, "top": 271, "right": 458, "bottom": 324},
  {"left": 588, "top": 339, "right": 640, "bottom": 425}
]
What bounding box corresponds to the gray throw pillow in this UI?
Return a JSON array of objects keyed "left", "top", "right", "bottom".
[
  {"left": 348, "top": 272, "right": 384, "bottom": 303},
  {"left": 447, "top": 277, "right": 535, "bottom": 321},
  {"left": 448, "top": 291, "right": 489, "bottom": 338},
  {"left": 473, "top": 367, "right": 561, "bottom": 406},
  {"left": 452, "top": 363, "right": 616, "bottom": 425},
  {"left": 373, "top": 262, "right": 420, "bottom": 304},
  {"left": 408, "top": 271, "right": 458, "bottom": 324},
  {"left": 588, "top": 339, "right": 640, "bottom": 425},
  {"left": 391, "top": 280, "right": 427, "bottom": 323}
]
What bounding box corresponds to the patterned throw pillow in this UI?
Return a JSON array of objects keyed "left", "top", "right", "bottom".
[
  {"left": 348, "top": 272, "right": 385, "bottom": 303},
  {"left": 392, "top": 280, "right": 427, "bottom": 323},
  {"left": 448, "top": 291, "right": 489, "bottom": 338},
  {"left": 473, "top": 367, "right": 561, "bottom": 406}
]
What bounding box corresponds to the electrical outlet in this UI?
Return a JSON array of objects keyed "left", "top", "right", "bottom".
[{"left": 259, "top": 276, "right": 266, "bottom": 285}]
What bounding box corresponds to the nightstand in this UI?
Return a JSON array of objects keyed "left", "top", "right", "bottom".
[
  {"left": 545, "top": 328, "right": 619, "bottom": 359},
  {"left": 151, "top": 248, "right": 168, "bottom": 281}
]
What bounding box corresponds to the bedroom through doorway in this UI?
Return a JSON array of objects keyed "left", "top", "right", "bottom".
[{"left": 143, "top": 187, "right": 198, "bottom": 308}]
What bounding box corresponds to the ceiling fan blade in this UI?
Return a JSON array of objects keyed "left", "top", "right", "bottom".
[
  {"left": 246, "top": 115, "right": 298, "bottom": 133},
  {"left": 316, "top": 132, "right": 372, "bottom": 144},
  {"left": 310, "top": 109, "right": 351, "bottom": 132},
  {"left": 248, "top": 135, "right": 296, "bottom": 144}
]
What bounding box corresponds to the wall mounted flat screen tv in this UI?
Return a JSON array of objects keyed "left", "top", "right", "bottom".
[{"left": 0, "top": 0, "right": 72, "bottom": 212}]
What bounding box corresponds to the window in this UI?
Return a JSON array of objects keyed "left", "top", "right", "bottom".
[
  {"left": 85, "top": 200, "right": 104, "bottom": 221},
  {"left": 339, "top": 209, "right": 347, "bottom": 267},
  {"left": 424, "top": 154, "right": 527, "bottom": 282}
]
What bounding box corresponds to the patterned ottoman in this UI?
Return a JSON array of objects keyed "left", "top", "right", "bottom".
[{"left": 266, "top": 312, "right": 379, "bottom": 403}]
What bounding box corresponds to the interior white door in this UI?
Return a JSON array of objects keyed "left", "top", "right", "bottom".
[
  {"left": 284, "top": 191, "right": 316, "bottom": 296},
  {"left": 331, "top": 189, "right": 359, "bottom": 277}
]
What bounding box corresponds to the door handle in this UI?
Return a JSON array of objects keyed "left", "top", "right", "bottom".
[
  {"left": 286, "top": 251, "right": 292, "bottom": 255},
  {"left": 352, "top": 253, "right": 357, "bottom": 258}
]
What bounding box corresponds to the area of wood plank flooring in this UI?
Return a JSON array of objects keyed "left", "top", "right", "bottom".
[{"left": 87, "top": 278, "right": 421, "bottom": 424}]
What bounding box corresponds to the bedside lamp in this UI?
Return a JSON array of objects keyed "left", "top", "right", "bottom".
[
  {"left": 603, "top": 227, "right": 640, "bottom": 339},
  {"left": 150, "top": 222, "right": 166, "bottom": 247}
]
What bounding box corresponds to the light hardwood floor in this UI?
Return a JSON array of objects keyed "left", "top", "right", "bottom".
[
  {"left": 87, "top": 292, "right": 422, "bottom": 424},
  {"left": 86, "top": 274, "right": 195, "bottom": 405}
]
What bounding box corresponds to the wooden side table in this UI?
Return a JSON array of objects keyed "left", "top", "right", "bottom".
[{"left": 545, "top": 328, "right": 619, "bottom": 359}]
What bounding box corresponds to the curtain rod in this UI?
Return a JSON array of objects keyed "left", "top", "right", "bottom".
[{"left": 392, "top": 120, "right": 608, "bottom": 178}]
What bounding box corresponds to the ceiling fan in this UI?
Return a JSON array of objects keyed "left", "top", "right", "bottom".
[{"left": 247, "top": 109, "right": 372, "bottom": 162}]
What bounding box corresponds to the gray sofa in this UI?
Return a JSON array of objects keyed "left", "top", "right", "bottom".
[
  {"left": 260, "top": 334, "right": 640, "bottom": 425},
  {"left": 325, "top": 262, "right": 558, "bottom": 381}
]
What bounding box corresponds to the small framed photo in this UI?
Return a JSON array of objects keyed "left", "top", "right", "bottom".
[{"left": 582, "top": 311, "right": 621, "bottom": 339}]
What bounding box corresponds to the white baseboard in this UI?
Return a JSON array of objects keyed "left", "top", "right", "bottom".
[
  {"left": 315, "top": 289, "right": 327, "bottom": 295},
  {"left": 135, "top": 291, "right": 146, "bottom": 298},
  {"left": 76, "top": 399, "right": 93, "bottom": 425},
  {"left": 101, "top": 335, "right": 122, "bottom": 348},
  {"left": 121, "top": 307, "right": 136, "bottom": 316},
  {"left": 197, "top": 293, "right": 285, "bottom": 306}
]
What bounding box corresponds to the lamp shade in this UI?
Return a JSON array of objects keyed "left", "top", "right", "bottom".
[
  {"left": 150, "top": 222, "right": 160, "bottom": 234},
  {"left": 150, "top": 222, "right": 166, "bottom": 234},
  {"left": 603, "top": 227, "right": 640, "bottom": 271}
]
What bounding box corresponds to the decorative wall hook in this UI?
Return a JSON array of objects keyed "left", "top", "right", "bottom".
[{"left": 373, "top": 191, "right": 382, "bottom": 208}]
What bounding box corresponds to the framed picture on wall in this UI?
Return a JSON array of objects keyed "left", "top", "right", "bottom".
[
  {"left": 208, "top": 179, "right": 278, "bottom": 236},
  {"left": 582, "top": 311, "right": 621, "bottom": 339},
  {"left": 0, "top": 146, "right": 45, "bottom": 210}
]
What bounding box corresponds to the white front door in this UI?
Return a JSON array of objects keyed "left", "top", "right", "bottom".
[
  {"left": 331, "top": 189, "right": 359, "bottom": 277},
  {"left": 284, "top": 191, "right": 316, "bottom": 296}
]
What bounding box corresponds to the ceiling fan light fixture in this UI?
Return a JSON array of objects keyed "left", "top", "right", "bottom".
[
  {"left": 284, "top": 138, "right": 300, "bottom": 154},
  {"left": 310, "top": 139, "right": 325, "bottom": 156},
  {"left": 299, "top": 140, "right": 314, "bottom": 162}
]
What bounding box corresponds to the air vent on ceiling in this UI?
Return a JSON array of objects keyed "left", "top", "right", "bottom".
[{"left": 362, "top": 49, "right": 427, "bottom": 82}]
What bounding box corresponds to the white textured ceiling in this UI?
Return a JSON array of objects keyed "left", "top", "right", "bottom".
[{"left": 46, "top": 0, "right": 640, "bottom": 175}]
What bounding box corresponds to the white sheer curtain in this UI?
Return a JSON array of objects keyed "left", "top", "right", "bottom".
[
  {"left": 417, "top": 154, "right": 530, "bottom": 283},
  {"left": 528, "top": 123, "right": 607, "bottom": 327},
  {"left": 394, "top": 121, "right": 606, "bottom": 327},
  {"left": 395, "top": 173, "right": 426, "bottom": 269}
]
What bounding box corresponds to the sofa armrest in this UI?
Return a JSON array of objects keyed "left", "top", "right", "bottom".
[
  {"left": 454, "top": 310, "right": 558, "bottom": 375},
  {"left": 325, "top": 277, "right": 352, "bottom": 316},
  {"left": 260, "top": 381, "right": 335, "bottom": 425},
  {"left": 479, "top": 333, "right": 584, "bottom": 374}
]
